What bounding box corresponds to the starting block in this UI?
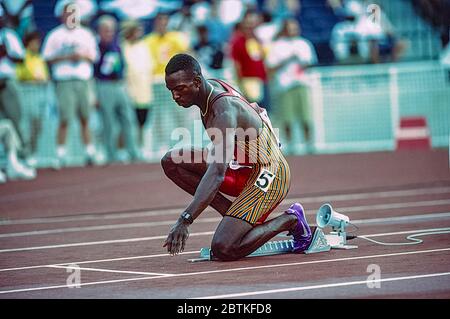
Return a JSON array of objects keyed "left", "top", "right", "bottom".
[
  {"left": 189, "top": 238, "right": 295, "bottom": 262},
  {"left": 189, "top": 227, "right": 332, "bottom": 262},
  {"left": 188, "top": 203, "right": 357, "bottom": 262}
]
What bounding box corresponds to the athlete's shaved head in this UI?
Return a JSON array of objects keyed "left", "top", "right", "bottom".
[
  {"left": 165, "top": 54, "right": 206, "bottom": 108},
  {"left": 165, "top": 53, "right": 202, "bottom": 77}
]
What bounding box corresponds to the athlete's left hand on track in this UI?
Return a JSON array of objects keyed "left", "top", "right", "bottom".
[{"left": 163, "top": 220, "right": 190, "bottom": 255}]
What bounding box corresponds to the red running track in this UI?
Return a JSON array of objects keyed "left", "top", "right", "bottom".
[{"left": 0, "top": 149, "right": 449, "bottom": 299}]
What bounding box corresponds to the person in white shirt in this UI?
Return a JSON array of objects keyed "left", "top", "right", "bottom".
[
  {"left": 42, "top": 1, "right": 99, "bottom": 165},
  {"left": 330, "top": 1, "right": 366, "bottom": 64},
  {"left": 266, "top": 18, "right": 318, "bottom": 154},
  {"left": 355, "top": 4, "right": 406, "bottom": 63},
  {"left": 331, "top": 0, "right": 405, "bottom": 64},
  {"left": 0, "top": 6, "right": 26, "bottom": 154}
]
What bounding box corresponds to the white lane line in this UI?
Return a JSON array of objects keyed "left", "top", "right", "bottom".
[
  {"left": 0, "top": 251, "right": 199, "bottom": 272},
  {"left": 1, "top": 211, "right": 450, "bottom": 254},
  {"left": 1, "top": 226, "right": 449, "bottom": 272},
  {"left": 2, "top": 200, "right": 450, "bottom": 239},
  {"left": 0, "top": 231, "right": 214, "bottom": 253},
  {"left": 0, "top": 208, "right": 184, "bottom": 226},
  {"left": 1, "top": 186, "right": 449, "bottom": 226},
  {"left": 46, "top": 265, "right": 173, "bottom": 277},
  {"left": 0, "top": 247, "right": 449, "bottom": 295},
  {"left": 362, "top": 227, "right": 450, "bottom": 238},
  {"left": 195, "top": 272, "right": 450, "bottom": 299},
  {"left": 0, "top": 218, "right": 221, "bottom": 238}
]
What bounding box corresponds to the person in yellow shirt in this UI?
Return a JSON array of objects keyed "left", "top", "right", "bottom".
[
  {"left": 16, "top": 31, "right": 49, "bottom": 166},
  {"left": 144, "top": 13, "right": 189, "bottom": 79},
  {"left": 142, "top": 13, "right": 191, "bottom": 156}
]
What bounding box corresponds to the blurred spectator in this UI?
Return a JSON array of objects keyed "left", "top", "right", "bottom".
[
  {"left": 143, "top": 12, "right": 190, "bottom": 155},
  {"left": 0, "top": 0, "right": 35, "bottom": 37},
  {"left": 168, "top": 2, "right": 198, "bottom": 47},
  {"left": 193, "top": 25, "right": 225, "bottom": 79},
  {"left": 99, "top": 0, "right": 170, "bottom": 21},
  {"left": 330, "top": 1, "right": 366, "bottom": 64},
  {"left": 230, "top": 10, "right": 271, "bottom": 112},
  {"left": 216, "top": 0, "right": 245, "bottom": 26},
  {"left": 16, "top": 31, "right": 49, "bottom": 167},
  {"left": 0, "top": 7, "right": 27, "bottom": 156},
  {"left": 0, "top": 118, "right": 36, "bottom": 182},
  {"left": 55, "top": 0, "right": 98, "bottom": 26},
  {"left": 355, "top": 3, "right": 406, "bottom": 63},
  {"left": 42, "top": 2, "right": 99, "bottom": 166},
  {"left": 94, "top": 15, "right": 140, "bottom": 163},
  {"left": 255, "top": 10, "right": 281, "bottom": 46},
  {"left": 144, "top": 13, "right": 190, "bottom": 80},
  {"left": 190, "top": 0, "right": 210, "bottom": 23},
  {"left": 266, "top": 18, "right": 318, "bottom": 154},
  {"left": 331, "top": 0, "right": 406, "bottom": 64},
  {"left": 204, "top": 0, "right": 232, "bottom": 46},
  {"left": 121, "top": 20, "right": 153, "bottom": 153},
  {"left": 263, "top": 0, "right": 301, "bottom": 20}
]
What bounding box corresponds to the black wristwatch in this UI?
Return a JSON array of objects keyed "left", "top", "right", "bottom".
[{"left": 180, "top": 211, "right": 194, "bottom": 224}]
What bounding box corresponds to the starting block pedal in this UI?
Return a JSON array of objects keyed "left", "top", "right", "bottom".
[
  {"left": 304, "top": 227, "right": 331, "bottom": 254},
  {"left": 188, "top": 227, "right": 332, "bottom": 262}
]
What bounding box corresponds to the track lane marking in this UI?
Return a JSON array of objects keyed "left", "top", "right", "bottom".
[
  {"left": 195, "top": 272, "right": 450, "bottom": 299},
  {"left": 1, "top": 201, "right": 450, "bottom": 238},
  {"left": 0, "top": 247, "right": 449, "bottom": 295},
  {"left": 1, "top": 226, "right": 449, "bottom": 272},
  {"left": 46, "top": 265, "right": 174, "bottom": 277},
  {"left": 2, "top": 186, "right": 449, "bottom": 226}
]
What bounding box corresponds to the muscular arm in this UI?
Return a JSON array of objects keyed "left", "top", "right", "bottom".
[
  {"left": 163, "top": 100, "right": 237, "bottom": 255},
  {"left": 184, "top": 103, "right": 237, "bottom": 220}
]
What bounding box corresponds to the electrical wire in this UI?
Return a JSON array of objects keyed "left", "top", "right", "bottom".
[{"left": 356, "top": 228, "right": 450, "bottom": 246}]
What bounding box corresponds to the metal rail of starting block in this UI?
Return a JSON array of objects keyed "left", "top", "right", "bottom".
[{"left": 188, "top": 227, "right": 338, "bottom": 262}]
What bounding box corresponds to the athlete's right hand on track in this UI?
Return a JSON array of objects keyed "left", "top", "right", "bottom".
[{"left": 163, "top": 218, "right": 190, "bottom": 256}]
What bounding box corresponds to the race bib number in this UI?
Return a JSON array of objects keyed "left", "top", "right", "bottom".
[{"left": 254, "top": 169, "right": 275, "bottom": 193}]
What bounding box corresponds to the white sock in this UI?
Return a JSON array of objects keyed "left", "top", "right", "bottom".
[
  {"left": 7, "top": 151, "right": 19, "bottom": 167},
  {"left": 86, "top": 143, "right": 96, "bottom": 157},
  {"left": 57, "top": 145, "right": 67, "bottom": 158}
]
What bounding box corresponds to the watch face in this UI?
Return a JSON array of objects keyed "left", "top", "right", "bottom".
[{"left": 182, "top": 212, "right": 193, "bottom": 223}]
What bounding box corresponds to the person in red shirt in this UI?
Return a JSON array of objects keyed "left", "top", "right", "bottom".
[{"left": 230, "top": 10, "right": 271, "bottom": 113}]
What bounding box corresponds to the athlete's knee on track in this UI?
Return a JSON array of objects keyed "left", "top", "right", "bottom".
[{"left": 211, "top": 239, "right": 239, "bottom": 261}]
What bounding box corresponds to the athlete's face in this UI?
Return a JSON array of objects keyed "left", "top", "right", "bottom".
[{"left": 165, "top": 70, "right": 201, "bottom": 108}]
